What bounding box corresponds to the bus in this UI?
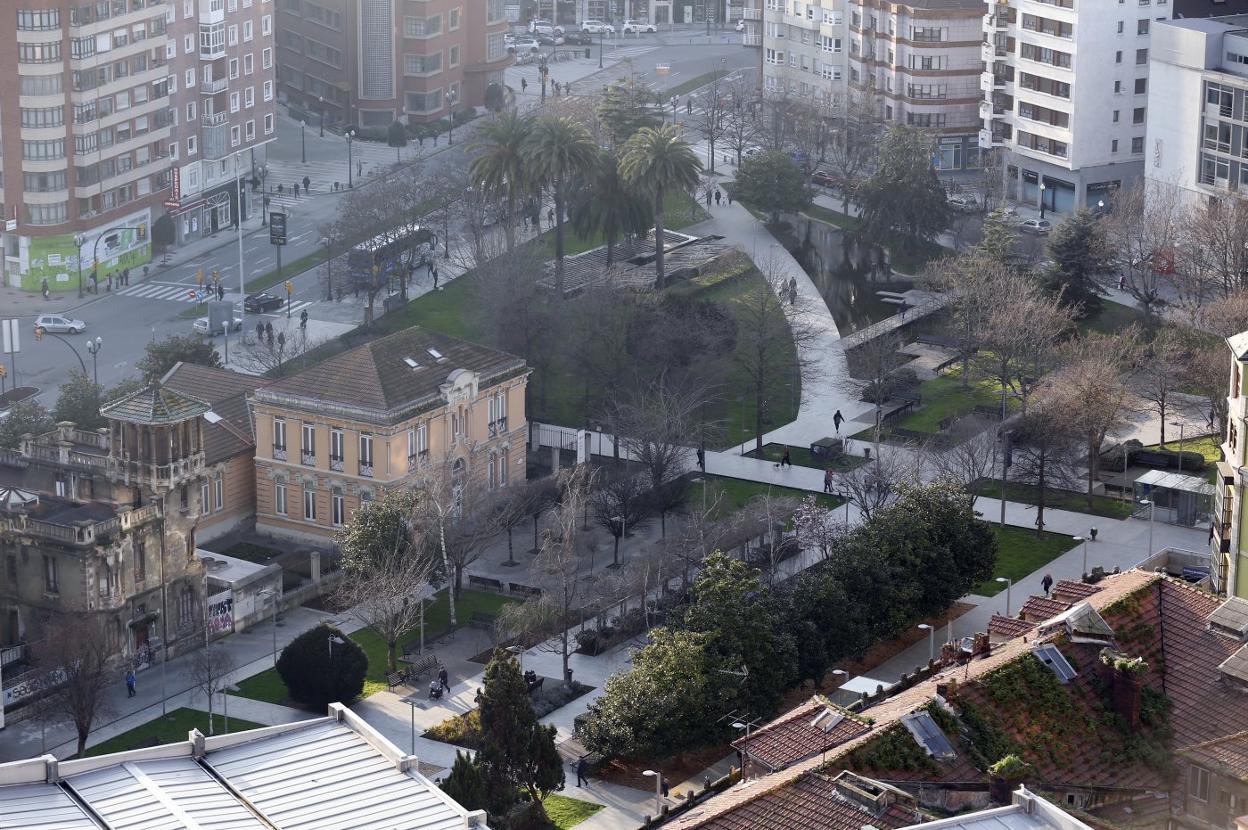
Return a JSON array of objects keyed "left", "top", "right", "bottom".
[{"left": 346, "top": 222, "right": 438, "bottom": 290}]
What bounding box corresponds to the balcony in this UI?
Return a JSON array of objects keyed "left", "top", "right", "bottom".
[
  {"left": 980, "top": 100, "right": 1005, "bottom": 117},
  {"left": 108, "top": 452, "right": 205, "bottom": 487},
  {"left": 742, "top": 6, "right": 762, "bottom": 20},
  {"left": 273, "top": 445, "right": 287, "bottom": 461},
  {"left": 359, "top": 462, "right": 374, "bottom": 478},
  {"left": 201, "top": 77, "right": 228, "bottom": 95},
  {"left": 979, "top": 128, "right": 1006, "bottom": 149},
  {"left": 743, "top": 32, "right": 762, "bottom": 46},
  {"left": 202, "top": 115, "right": 228, "bottom": 160},
  {"left": 301, "top": 451, "right": 315, "bottom": 466},
  {"left": 330, "top": 457, "right": 344, "bottom": 472}
]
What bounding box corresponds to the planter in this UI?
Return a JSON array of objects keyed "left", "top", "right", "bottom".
[{"left": 0, "top": 386, "right": 39, "bottom": 407}]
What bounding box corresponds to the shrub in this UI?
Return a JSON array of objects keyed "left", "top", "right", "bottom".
[
  {"left": 275, "top": 623, "right": 367, "bottom": 709},
  {"left": 575, "top": 629, "right": 600, "bottom": 654},
  {"left": 531, "top": 680, "right": 592, "bottom": 719},
  {"left": 441, "top": 751, "right": 489, "bottom": 812}
]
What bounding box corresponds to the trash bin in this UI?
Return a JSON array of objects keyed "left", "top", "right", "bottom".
[
  {"left": 565, "top": 668, "right": 575, "bottom": 685},
  {"left": 585, "top": 47, "right": 592, "bottom": 58}
]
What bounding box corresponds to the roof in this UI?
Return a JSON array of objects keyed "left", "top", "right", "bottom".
[
  {"left": 1135, "top": 469, "right": 1215, "bottom": 496},
  {"left": 164, "top": 363, "right": 268, "bottom": 463},
  {"left": 905, "top": 789, "right": 1096, "bottom": 830},
  {"left": 1208, "top": 597, "right": 1248, "bottom": 640},
  {"left": 1051, "top": 581, "right": 1102, "bottom": 604},
  {"left": 254, "top": 327, "right": 525, "bottom": 424},
  {"left": 988, "top": 615, "right": 1036, "bottom": 639},
  {"left": 100, "top": 383, "right": 211, "bottom": 425},
  {"left": 733, "top": 697, "right": 871, "bottom": 772},
  {"left": 1218, "top": 643, "right": 1248, "bottom": 686},
  {"left": 1019, "top": 595, "right": 1071, "bottom": 621},
  {"left": 1036, "top": 603, "right": 1116, "bottom": 644},
  {"left": 1182, "top": 731, "right": 1248, "bottom": 779},
  {"left": 0, "top": 706, "right": 488, "bottom": 830},
  {"left": 1228, "top": 331, "right": 1248, "bottom": 362}
]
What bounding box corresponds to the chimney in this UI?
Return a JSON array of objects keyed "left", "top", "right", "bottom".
[{"left": 1101, "top": 650, "right": 1145, "bottom": 728}]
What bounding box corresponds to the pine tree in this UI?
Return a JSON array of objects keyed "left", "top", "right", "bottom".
[
  {"left": 477, "top": 653, "right": 565, "bottom": 811},
  {"left": 440, "top": 751, "right": 489, "bottom": 812},
  {"left": 1046, "top": 208, "right": 1111, "bottom": 318}
]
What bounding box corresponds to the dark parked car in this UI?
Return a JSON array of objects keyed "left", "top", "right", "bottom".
[
  {"left": 244, "top": 292, "right": 285, "bottom": 312},
  {"left": 811, "top": 170, "right": 842, "bottom": 189},
  {"left": 563, "top": 30, "right": 593, "bottom": 45}
]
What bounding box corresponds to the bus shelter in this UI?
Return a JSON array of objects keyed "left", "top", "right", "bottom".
[{"left": 1132, "top": 469, "right": 1214, "bottom": 527}]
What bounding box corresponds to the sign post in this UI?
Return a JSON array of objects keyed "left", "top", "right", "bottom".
[
  {"left": 1, "top": 319, "right": 21, "bottom": 387},
  {"left": 270, "top": 212, "right": 287, "bottom": 288},
  {"left": 285, "top": 280, "right": 293, "bottom": 318}
]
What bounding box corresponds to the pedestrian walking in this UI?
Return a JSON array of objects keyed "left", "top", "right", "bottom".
[
  {"left": 705, "top": 189, "right": 712, "bottom": 208},
  {"left": 696, "top": 446, "right": 705, "bottom": 471},
  {"left": 576, "top": 757, "right": 589, "bottom": 787},
  {"left": 833, "top": 409, "right": 844, "bottom": 433},
  {"left": 107, "top": 273, "right": 113, "bottom": 291},
  {"left": 41, "top": 278, "right": 49, "bottom": 300},
  {"left": 661, "top": 778, "right": 670, "bottom": 798},
  {"left": 125, "top": 668, "right": 136, "bottom": 698},
  {"left": 123, "top": 267, "right": 131, "bottom": 286},
  {"left": 548, "top": 208, "right": 555, "bottom": 228},
  {"left": 300, "top": 309, "right": 308, "bottom": 330},
  {"left": 521, "top": 77, "right": 528, "bottom": 94},
  {"left": 438, "top": 666, "right": 450, "bottom": 693},
  {"left": 294, "top": 183, "right": 301, "bottom": 198},
  {"left": 302, "top": 175, "right": 310, "bottom": 193},
  {"left": 358, "top": 160, "right": 363, "bottom": 178},
  {"left": 714, "top": 189, "right": 722, "bottom": 206},
  {"left": 823, "top": 468, "right": 834, "bottom": 493},
  {"left": 256, "top": 321, "right": 264, "bottom": 342},
  {"left": 726, "top": 191, "right": 733, "bottom": 205},
  {"left": 432, "top": 265, "right": 439, "bottom": 290},
  {"left": 780, "top": 447, "right": 791, "bottom": 468},
  {"left": 265, "top": 322, "right": 274, "bottom": 345},
  {"left": 686, "top": 98, "right": 693, "bottom": 114},
  {"left": 1041, "top": 573, "right": 1054, "bottom": 597},
  {"left": 217, "top": 283, "right": 225, "bottom": 301}
]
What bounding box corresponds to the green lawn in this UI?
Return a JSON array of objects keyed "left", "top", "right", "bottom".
[
  {"left": 665, "top": 69, "right": 730, "bottom": 99},
  {"left": 801, "top": 204, "right": 947, "bottom": 274},
  {"left": 1145, "top": 434, "right": 1220, "bottom": 464},
  {"left": 233, "top": 589, "right": 518, "bottom": 705},
  {"left": 534, "top": 189, "right": 709, "bottom": 259},
  {"left": 542, "top": 793, "right": 604, "bottom": 829},
  {"left": 84, "top": 708, "right": 263, "bottom": 757},
  {"left": 1078, "top": 300, "right": 1148, "bottom": 336},
  {"left": 705, "top": 475, "right": 843, "bottom": 516},
  {"left": 745, "top": 443, "right": 867, "bottom": 473},
  {"left": 970, "top": 479, "right": 1135, "bottom": 520},
  {"left": 892, "top": 371, "right": 1010, "bottom": 434},
  {"left": 974, "top": 525, "right": 1078, "bottom": 597}
]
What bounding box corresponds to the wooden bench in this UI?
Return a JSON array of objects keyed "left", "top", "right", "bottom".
[
  {"left": 405, "top": 653, "right": 439, "bottom": 679},
  {"left": 468, "top": 575, "right": 505, "bottom": 592},
  {"left": 509, "top": 582, "right": 542, "bottom": 598},
  {"left": 528, "top": 676, "right": 545, "bottom": 695},
  {"left": 386, "top": 669, "right": 409, "bottom": 691}
]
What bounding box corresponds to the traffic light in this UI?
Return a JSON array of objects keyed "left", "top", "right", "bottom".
[
  {"left": 34, "top": 326, "right": 44, "bottom": 342},
  {"left": 284, "top": 279, "right": 294, "bottom": 294},
  {"left": 196, "top": 268, "right": 204, "bottom": 285},
  {"left": 0, "top": 364, "right": 7, "bottom": 379},
  {"left": 211, "top": 269, "right": 220, "bottom": 284}
]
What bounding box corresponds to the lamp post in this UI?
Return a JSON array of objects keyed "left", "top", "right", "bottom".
[
  {"left": 85, "top": 336, "right": 102, "bottom": 386},
  {"left": 917, "top": 624, "right": 935, "bottom": 662},
  {"left": 642, "top": 769, "right": 663, "bottom": 820},
  {"left": 259, "top": 587, "right": 278, "bottom": 666},
  {"left": 1072, "top": 535, "right": 1086, "bottom": 580},
  {"left": 300, "top": 119, "right": 307, "bottom": 164},
  {"left": 1097, "top": 199, "right": 1105, "bottom": 215},
  {"left": 318, "top": 96, "right": 325, "bottom": 137},
  {"left": 321, "top": 235, "right": 333, "bottom": 301},
  {"left": 1171, "top": 421, "right": 1186, "bottom": 472},
  {"left": 732, "top": 721, "right": 752, "bottom": 777},
  {"left": 599, "top": 28, "right": 604, "bottom": 68},
  {"left": 327, "top": 633, "right": 345, "bottom": 658},
  {"left": 73, "top": 233, "right": 86, "bottom": 299},
  {"left": 400, "top": 694, "right": 428, "bottom": 755},
  {"left": 995, "top": 577, "right": 1013, "bottom": 616},
  {"left": 346, "top": 129, "right": 356, "bottom": 188},
  {"left": 447, "top": 88, "right": 458, "bottom": 145},
  {"left": 1039, "top": 181, "right": 1047, "bottom": 219},
  {"left": 223, "top": 683, "right": 239, "bottom": 733},
  {"left": 1139, "top": 499, "right": 1156, "bottom": 557}
]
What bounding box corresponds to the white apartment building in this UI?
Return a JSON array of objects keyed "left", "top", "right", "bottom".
[
  {"left": 848, "top": 0, "right": 984, "bottom": 172},
  {"left": 979, "top": 0, "right": 1248, "bottom": 214},
  {"left": 760, "top": 0, "right": 849, "bottom": 109},
  {"left": 165, "top": 0, "right": 277, "bottom": 244},
  {"left": 1146, "top": 15, "right": 1248, "bottom": 205}
]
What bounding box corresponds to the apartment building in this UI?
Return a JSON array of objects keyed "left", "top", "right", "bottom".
[
  {"left": 0, "top": 384, "right": 221, "bottom": 667},
  {"left": 759, "top": 0, "right": 849, "bottom": 111},
  {"left": 163, "top": 0, "right": 278, "bottom": 245},
  {"left": 274, "top": 0, "right": 512, "bottom": 130},
  {"left": 248, "top": 326, "right": 529, "bottom": 544},
  {"left": 1146, "top": 16, "right": 1248, "bottom": 205},
  {"left": 848, "top": 0, "right": 984, "bottom": 171},
  {"left": 980, "top": 0, "right": 1248, "bottom": 215},
  {"left": 0, "top": 1, "right": 175, "bottom": 293}
]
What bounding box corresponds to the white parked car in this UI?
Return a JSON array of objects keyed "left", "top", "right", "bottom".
[
  {"left": 581, "top": 19, "right": 615, "bottom": 34},
  {"left": 193, "top": 315, "right": 243, "bottom": 336},
  {"left": 34, "top": 314, "right": 86, "bottom": 334},
  {"left": 622, "top": 19, "right": 656, "bottom": 33},
  {"left": 946, "top": 193, "right": 979, "bottom": 212},
  {"left": 529, "top": 19, "right": 563, "bottom": 37},
  {"left": 509, "top": 38, "right": 541, "bottom": 53},
  {"left": 1018, "top": 218, "right": 1052, "bottom": 235}
]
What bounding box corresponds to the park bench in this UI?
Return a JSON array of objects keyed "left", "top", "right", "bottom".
[
  {"left": 468, "top": 575, "right": 505, "bottom": 593},
  {"left": 406, "top": 653, "right": 439, "bottom": 679},
  {"left": 528, "top": 676, "right": 545, "bottom": 695},
  {"left": 470, "top": 611, "right": 498, "bottom": 630},
  {"left": 386, "top": 669, "right": 409, "bottom": 691},
  {"left": 509, "top": 582, "right": 542, "bottom": 598}
]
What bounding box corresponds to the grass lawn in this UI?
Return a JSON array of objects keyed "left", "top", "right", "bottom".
[
  {"left": 705, "top": 475, "right": 842, "bottom": 516},
  {"left": 665, "top": 69, "right": 729, "bottom": 99},
  {"left": 233, "top": 589, "right": 518, "bottom": 705},
  {"left": 746, "top": 443, "right": 867, "bottom": 472},
  {"left": 801, "top": 204, "right": 947, "bottom": 274},
  {"left": 533, "top": 189, "right": 709, "bottom": 260},
  {"left": 1078, "top": 300, "right": 1148, "bottom": 336},
  {"left": 542, "top": 793, "right": 604, "bottom": 829},
  {"left": 84, "top": 708, "right": 263, "bottom": 757},
  {"left": 1145, "top": 434, "right": 1220, "bottom": 464},
  {"left": 973, "top": 525, "right": 1077, "bottom": 597},
  {"left": 892, "top": 371, "right": 1010, "bottom": 434},
  {"left": 970, "top": 479, "right": 1135, "bottom": 520}
]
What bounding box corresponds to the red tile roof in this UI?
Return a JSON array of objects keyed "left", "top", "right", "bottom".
[
  {"left": 733, "top": 697, "right": 871, "bottom": 772},
  {"left": 1019, "top": 595, "right": 1072, "bottom": 622},
  {"left": 1181, "top": 731, "right": 1248, "bottom": 779},
  {"left": 681, "top": 772, "right": 924, "bottom": 830},
  {"left": 988, "top": 615, "right": 1037, "bottom": 639},
  {"left": 1051, "top": 580, "right": 1102, "bottom": 603}
]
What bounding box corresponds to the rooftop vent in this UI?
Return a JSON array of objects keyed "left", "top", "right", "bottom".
[
  {"left": 900, "top": 711, "right": 957, "bottom": 761},
  {"left": 1209, "top": 597, "right": 1248, "bottom": 641},
  {"left": 1032, "top": 643, "right": 1078, "bottom": 684},
  {"left": 810, "top": 707, "right": 845, "bottom": 733},
  {"left": 1219, "top": 643, "right": 1248, "bottom": 691},
  {"left": 831, "top": 771, "right": 913, "bottom": 814},
  {"left": 403, "top": 357, "right": 420, "bottom": 369}
]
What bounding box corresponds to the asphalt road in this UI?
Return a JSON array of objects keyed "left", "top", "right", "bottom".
[{"left": 6, "top": 36, "right": 757, "bottom": 404}]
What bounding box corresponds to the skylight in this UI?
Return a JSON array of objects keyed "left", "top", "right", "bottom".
[
  {"left": 1032, "top": 643, "right": 1078, "bottom": 684},
  {"left": 403, "top": 357, "right": 420, "bottom": 369},
  {"left": 900, "top": 712, "right": 957, "bottom": 761},
  {"left": 426, "top": 347, "right": 444, "bottom": 360},
  {"left": 811, "top": 708, "right": 845, "bottom": 733}
]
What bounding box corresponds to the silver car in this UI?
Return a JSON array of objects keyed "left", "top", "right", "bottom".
[
  {"left": 34, "top": 314, "right": 86, "bottom": 334},
  {"left": 193, "top": 315, "right": 243, "bottom": 336}
]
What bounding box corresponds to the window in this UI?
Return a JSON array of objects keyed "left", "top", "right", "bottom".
[
  {"left": 23, "top": 139, "right": 64, "bottom": 160},
  {"left": 230, "top": 91, "right": 239, "bottom": 112},
  {"left": 244, "top": 20, "right": 253, "bottom": 41},
  {"left": 229, "top": 57, "right": 239, "bottom": 78},
  {"left": 21, "top": 107, "right": 64, "bottom": 128},
  {"left": 262, "top": 14, "right": 272, "bottom": 35},
  {"left": 488, "top": 453, "right": 497, "bottom": 489},
  {"left": 1138, "top": 19, "right": 1149, "bottom": 34},
  {"left": 403, "top": 14, "right": 441, "bottom": 37},
  {"left": 1190, "top": 766, "right": 1211, "bottom": 802},
  {"left": 187, "top": 135, "right": 197, "bottom": 156},
  {"left": 331, "top": 488, "right": 345, "bottom": 526},
  {"left": 18, "top": 9, "right": 60, "bottom": 30},
  {"left": 1132, "top": 136, "right": 1145, "bottom": 153},
  {"left": 359, "top": 434, "right": 374, "bottom": 476},
  {"left": 244, "top": 87, "right": 254, "bottom": 107},
  {"left": 404, "top": 53, "right": 442, "bottom": 75},
  {"left": 1113, "top": 110, "right": 1120, "bottom": 122},
  {"left": 263, "top": 47, "right": 273, "bottom": 68},
  {"left": 1115, "top": 50, "right": 1122, "bottom": 64},
  {"left": 264, "top": 113, "right": 274, "bottom": 134},
  {"left": 202, "top": 478, "right": 211, "bottom": 512},
  {"left": 19, "top": 42, "right": 62, "bottom": 63},
  {"left": 244, "top": 53, "right": 253, "bottom": 74},
  {"left": 135, "top": 538, "right": 147, "bottom": 582},
  {"left": 500, "top": 448, "right": 509, "bottom": 486},
  {"left": 44, "top": 555, "right": 58, "bottom": 593},
  {"left": 301, "top": 422, "right": 316, "bottom": 464},
  {"left": 303, "top": 485, "right": 316, "bottom": 520},
  {"left": 275, "top": 479, "right": 287, "bottom": 514},
  {"left": 1132, "top": 107, "right": 1146, "bottom": 124},
  {"left": 1114, "top": 80, "right": 1123, "bottom": 94},
  {"left": 449, "top": 7, "right": 459, "bottom": 29},
  {"left": 1112, "top": 139, "right": 1119, "bottom": 153},
  {"left": 1117, "top": 20, "right": 1124, "bottom": 33},
  {"left": 1136, "top": 48, "right": 1148, "bottom": 65},
  {"left": 273, "top": 417, "right": 287, "bottom": 457},
  {"left": 330, "top": 428, "right": 344, "bottom": 469},
  {"left": 1135, "top": 77, "right": 1147, "bottom": 95},
  {"left": 263, "top": 80, "right": 273, "bottom": 101},
  {"left": 179, "top": 587, "right": 194, "bottom": 626},
  {"left": 20, "top": 74, "right": 61, "bottom": 95},
  {"left": 212, "top": 472, "right": 223, "bottom": 511},
  {"left": 449, "top": 45, "right": 459, "bottom": 67}
]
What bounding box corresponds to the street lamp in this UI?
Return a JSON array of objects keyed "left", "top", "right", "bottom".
[
  {"left": 732, "top": 721, "right": 752, "bottom": 777},
  {"left": 223, "top": 683, "right": 239, "bottom": 733},
  {"left": 1097, "top": 199, "right": 1105, "bottom": 214},
  {"left": 73, "top": 232, "right": 86, "bottom": 299},
  {"left": 995, "top": 577, "right": 1013, "bottom": 616},
  {"left": 1171, "top": 421, "right": 1186, "bottom": 472},
  {"left": 917, "top": 624, "right": 935, "bottom": 663},
  {"left": 1139, "top": 499, "right": 1156, "bottom": 557},
  {"left": 327, "top": 633, "right": 345, "bottom": 658},
  {"left": 642, "top": 769, "right": 664, "bottom": 819},
  {"left": 346, "top": 129, "right": 356, "bottom": 188},
  {"left": 599, "top": 27, "right": 605, "bottom": 68},
  {"left": 86, "top": 336, "right": 103, "bottom": 386},
  {"left": 1073, "top": 535, "right": 1086, "bottom": 580},
  {"left": 400, "top": 694, "right": 428, "bottom": 755},
  {"left": 259, "top": 587, "right": 279, "bottom": 666},
  {"left": 300, "top": 119, "right": 307, "bottom": 164},
  {"left": 1039, "top": 182, "right": 1047, "bottom": 219},
  {"left": 447, "top": 88, "right": 458, "bottom": 146},
  {"left": 318, "top": 95, "right": 325, "bottom": 137},
  {"left": 321, "top": 235, "right": 333, "bottom": 301}
]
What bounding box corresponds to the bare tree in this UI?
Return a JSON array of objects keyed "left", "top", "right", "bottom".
[
  {"left": 793, "top": 493, "right": 848, "bottom": 560},
  {"left": 38, "top": 613, "right": 115, "bottom": 757},
  {"left": 1178, "top": 196, "right": 1248, "bottom": 302},
  {"left": 721, "top": 73, "right": 762, "bottom": 167},
  {"left": 927, "top": 423, "right": 999, "bottom": 507},
  {"left": 590, "top": 471, "right": 652, "bottom": 568},
  {"left": 823, "top": 89, "right": 881, "bottom": 213},
  {"left": 926, "top": 254, "right": 1010, "bottom": 387},
  {"left": 417, "top": 460, "right": 499, "bottom": 626},
  {"left": 1183, "top": 341, "right": 1231, "bottom": 435},
  {"left": 189, "top": 646, "right": 235, "bottom": 735},
  {"left": 838, "top": 448, "right": 916, "bottom": 522},
  {"left": 1105, "top": 183, "right": 1182, "bottom": 322},
  {"left": 690, "top": 74, "right": 730, "bottom": 174},
  {"left": 978, "top": 271, "right": 1075, "bottom": 415},
  {"left": 1138, "top": 325, "right": 1190, "bottom": 446},
  {"left": 234, "top": 327, "right": 327, "bottom": 377},
  {"left": 840, "top": 330, "right": 904, "bottom": 455},
  {"left": 1192, "top": 287, "right": 1248, "bottom": 337},
  {"left": 535, "top": 465, "right": 595, "bottom": 685},
  {"left": 1006, "top": 396, "right": 1082, "bottom": 536}
]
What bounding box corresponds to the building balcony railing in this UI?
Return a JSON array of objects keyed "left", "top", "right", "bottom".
[
  {"left": 743, "top": 33, "right": 762, "bottom": 46},
  {"left": 359, "top": 462, "right": 374, "bottom": 478},
  {"left": 273, "top": 446, "right": 287, "bottom": 461},
  {"left": 330, "top": 457, "right": 344, "bottom": 472},
  {"left": 743, "top": 6, "right": 762, "bottom": 19},
  {"left": 107, "top": 452, "right": 204, "bottom": 487},
  {"left": 201, "top": 77, "right": 228, "bottom": 94},
  {"left": 301, "top": 451, "right": 316, "bottom": 466}
]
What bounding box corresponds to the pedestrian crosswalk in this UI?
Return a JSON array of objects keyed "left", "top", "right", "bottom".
[{"left": 116, "top": 280, "right": 315, "bottom": 316}]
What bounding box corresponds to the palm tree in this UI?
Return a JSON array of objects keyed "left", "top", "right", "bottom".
[
  {"left": 619, "top": 124, "right": 702, "bottom": 290},
  {"left": 469, "top": 112, "right": 533, "bottom": 252},
  {"left": 569, "top": 149, "right": 653, "bottom": 266},
  {"left": 521, "top": 117, "right": 597, "bottom": 294}
]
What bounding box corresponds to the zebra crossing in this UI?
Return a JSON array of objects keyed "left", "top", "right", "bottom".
[{"left": 116, "top": 280, "right": 316, "bottom": 316}]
